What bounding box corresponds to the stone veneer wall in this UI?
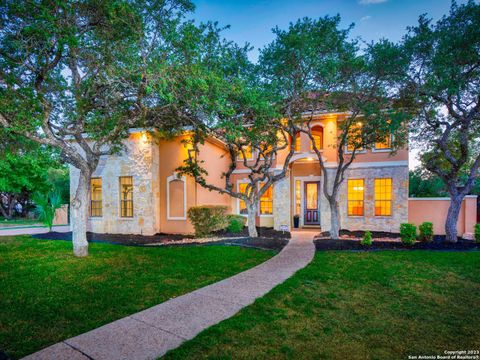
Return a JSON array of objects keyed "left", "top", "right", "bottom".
[
  {"left": 273, "top": 175, "right": 291, "bottom": 231},
  {"left": 69, "top": 133, "right": 160, "bottom": 235},
  {"left": 276, "top": 165, "right": 408, "bottom": 233},
  {"left": 339, "top": 165, "right": 409, "bottom": 233}
]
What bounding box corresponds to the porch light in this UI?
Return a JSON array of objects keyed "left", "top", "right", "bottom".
[{"left": 306, "top": 157, "right": 314, "bottom": 161}]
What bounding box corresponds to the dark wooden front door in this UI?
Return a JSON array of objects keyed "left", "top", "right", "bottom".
[{"left": 304, "top": 181, "right": 320, "bottom": 225}]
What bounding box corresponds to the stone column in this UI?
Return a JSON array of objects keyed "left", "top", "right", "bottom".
[{"left": 273, "top": 175, "right": 291, "bottom": 231}]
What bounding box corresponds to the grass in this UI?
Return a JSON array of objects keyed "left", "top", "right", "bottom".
[
  {"left": 165, "top": 251, "right": 480, "bottom": 360},
  {"left": 0, "top": 236, "right": 273, "bottom": 359},
  {"left": 0, "top": 218, "right": 42, "bottom": 228}
]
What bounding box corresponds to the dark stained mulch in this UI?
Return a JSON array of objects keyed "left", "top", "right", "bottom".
[
  {"left": 33, "top": 231, "right": 191, "bottom": 245},
  {"left": 314, "top": 236, "right": 479, "bottom": 251},
  {"left": 213, "top": 226, "right": 291, "bottom": 239},
  {"left": 32, "top": 231, "right": 288, "bottom": 252},
  {"left": 318, "top": 229, "right": 400, "bottom": 239}
]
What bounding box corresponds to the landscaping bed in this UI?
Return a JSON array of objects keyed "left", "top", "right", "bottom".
[
  {"left": 315, "top": 229, "right": 479, "bottom": 251},
  {"left": 33, "top": 227, "right": 289, "bottom": 252}
]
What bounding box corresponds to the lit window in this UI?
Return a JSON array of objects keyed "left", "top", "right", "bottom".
[
  {"left": 90, "top": 178, "right": 102, "bottom": 217},
  {"left": 238, "top": 183, "right": 248, "bottom": 215},
  {"left": 375, "top": 178, "right": 392, "bottom": 216},
  {"left": 347, "top": 122, "right": 364, "bottom": 152},
  {"left": 260, "top": 184, "right": 273, "bottom": 215},
  {"left": 119, "top": 176, "right": 133, "bottom": 217},
  {"left": 237, "top": 146, "right": 253, "bottom": 161},
  {"left": 347, "top": 179, "right": 364, "bottom": 216},
  {"left": 375, "top": 134, "right": 392, "bottom": 150},
  {"left": 311, "top": 126, "right": 323, "bottom": 150},
  {"left": 294, "top": 133, "right": 301, "bottom": 152},
  {"left": 295, "top": 180, "right": 301, "bottom": 215}
]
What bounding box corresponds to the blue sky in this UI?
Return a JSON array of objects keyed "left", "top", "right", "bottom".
[{"left": 191, "top": 0, "right": 459, "bottom": 62}]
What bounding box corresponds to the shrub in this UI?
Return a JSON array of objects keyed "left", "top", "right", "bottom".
[
  {"left": 226, "top": 214, "right": 246, "bottom": 233},
  {"left": 361, "top": 230, "right": 373, "bottom": 246},
  {"left": 475, "top": 224, "right": 480, "bottom": 244},
  {"left": 33, "top": 190, "right": 62, "bottom": 231},
  {"left": 187, "top": 205, "right": 228, "bottom": 237},
  {"left": 419, "top": 222, "right": 434, "bottom": 242},
  {"left": 400, "top": 223, "right": 417, "bottom": 245}
]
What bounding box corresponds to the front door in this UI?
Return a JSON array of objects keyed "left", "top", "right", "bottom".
[{"left": 304, "top": 181, "right": 320, "bottom": 225}]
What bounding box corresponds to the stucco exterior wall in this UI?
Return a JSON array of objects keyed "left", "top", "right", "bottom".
[
  {"left": 408, "top": 196, "right": 477, "bottom": 237},
  {"left": 70, "top": 132, "right": 160, "bottom": 235}
]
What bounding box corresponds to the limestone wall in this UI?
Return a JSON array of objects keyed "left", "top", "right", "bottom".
[
  {"left": 69, "top": 132, "right": 160, "bottom": 235},
  {"left": 273, "top": 175, "right": 290, "bottom": 230},
  {"left": 339, "top": 165, "right": 409, "bottom": 233}
]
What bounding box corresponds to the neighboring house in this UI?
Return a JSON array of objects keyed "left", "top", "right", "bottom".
[{"left": 70, "top": 112, "right": 409, "bottom": 235}]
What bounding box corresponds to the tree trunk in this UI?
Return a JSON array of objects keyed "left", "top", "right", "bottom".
[
  {"left": 328, "top": 197, "right": 340, "bottom": 239},
  {"left": 246, "top": 201, "right": 258, "bottom": 238},
  {"left": 7, "top": 194, "right": 17, "bottom": 218},
  {"left": 71, "top": 169, "right": 90, "bottom": 257},
  {"left": 445, "top": 194, "right": 464, "bottom": 243}
]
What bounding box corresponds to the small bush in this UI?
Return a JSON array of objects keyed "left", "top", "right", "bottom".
[
  {"left": 361, "top": 230, "right": 373, "bottom": 246},
  {"left": 226, "top": 214, "right": 246, "bottom": 233},
  {"left": 400, "top": 223, "right": 417, "bottom": 245},
  {"left": 475, "top": 224, "right": 480, "bottom": 244},
  {"left": 419, "top": 222, "right": 434, "bottom": 242},
  {"left": 187, "top": 205, "right": 228, "bottom": 237}
]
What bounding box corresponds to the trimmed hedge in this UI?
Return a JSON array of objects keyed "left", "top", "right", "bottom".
[
  {"left": 400, "top": 223, "right": 417, "bottom": 245},
  {"left": 226, "top": 214, "right": 246, "bottom": 233},
  {"left": 187, "top": 205, "right": 228, "bottom": 237},
  {"left": 475, "top": 224, "right": 480, "bottom": 244},
  {"left": 419, "top": 222, "right": 434, "bottom": 242}
]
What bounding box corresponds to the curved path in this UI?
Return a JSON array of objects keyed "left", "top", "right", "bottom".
[{"left": 24, "top": 230, "right": 316, "bottom": 360}]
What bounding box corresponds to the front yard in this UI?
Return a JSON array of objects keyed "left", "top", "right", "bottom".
[
  {"left": 0, "top": 236, "right": 273, "bottom": 359},
  {"left": 165, "top": 250, "right": 480, "bottom": 360}
]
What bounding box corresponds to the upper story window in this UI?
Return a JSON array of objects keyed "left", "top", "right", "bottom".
[
  {"left": 119, "top": 176, "right": 133, "bottom": 218},
  {"left": 346, "top": 122, "right": 364, "bottom": 153},
  {"left": 374, "top": 178, "right": 392, "bottom": 216},
  {"left": 310, "top": 126, "right": 324, "bottom": 150},
  {"left": 259, "top": 184, "right": 273, "bottom": 215},
  {"left": 294, "top": 133, "right": 301, "bottom": 152},
  {"left": 237, "top": 146, "right": 253, "bottom": 161},
  {"left": 347, "top": 179, "right": 364, "bottom": 216},
  {"left": 375, "top": 134, "right": 392, "bottom": 150},
  {"left": 90, "top": 178, "right": 102, "bottom": 217}
]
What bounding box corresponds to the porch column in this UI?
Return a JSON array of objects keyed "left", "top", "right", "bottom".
[{"left": 273, "top": 175, "right": 291, "bottom": 231}]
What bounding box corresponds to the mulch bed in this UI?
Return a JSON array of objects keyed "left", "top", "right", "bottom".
[
  {"left": 32, "top": 229, "right": 289, "bottom": 252},
  {"left": 315, "top": 231, "right": 479, "bottom": 251},
  {"left": 212, "top": 226, "right": 292, "bottom": 239}
]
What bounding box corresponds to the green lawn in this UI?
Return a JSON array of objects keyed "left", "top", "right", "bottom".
[
  {"left": 0, "top": 236, "right": 273, "bottom": 359},
  {"left": 165, "top": 251, "right": 480, "bottom": 360}
]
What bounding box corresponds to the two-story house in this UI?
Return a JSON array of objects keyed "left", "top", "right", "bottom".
[{"left": 69, "top": 111, "right": 409, "bottom": 235}]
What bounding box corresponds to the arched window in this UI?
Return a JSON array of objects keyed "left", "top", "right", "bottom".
[{"left": 311, "top": 126, "right": 323, "bottom": 150}]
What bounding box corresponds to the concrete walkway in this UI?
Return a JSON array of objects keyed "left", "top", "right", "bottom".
[
  {"left": 0, "top": 224, "right": 70, "bottom": 236},
  {"left": 23, "top": 230, "right": 316, "bottom": 360}
]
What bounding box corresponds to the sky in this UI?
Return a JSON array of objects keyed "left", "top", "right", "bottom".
[{"left": 190, "top": 0, "right": 462, "bottom": 169}]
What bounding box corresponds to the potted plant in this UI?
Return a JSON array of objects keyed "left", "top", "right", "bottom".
[{"left": 293, "top": 214, "right": 300, "bottom": 228}]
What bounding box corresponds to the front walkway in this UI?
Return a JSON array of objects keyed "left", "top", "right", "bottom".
[{"left": 23, "top": 230, "right": 316, "bottom": 360}]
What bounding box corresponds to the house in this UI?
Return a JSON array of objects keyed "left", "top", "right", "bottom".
[{"left": 69, "top": 112, "right": 410, "bottom": 235}]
